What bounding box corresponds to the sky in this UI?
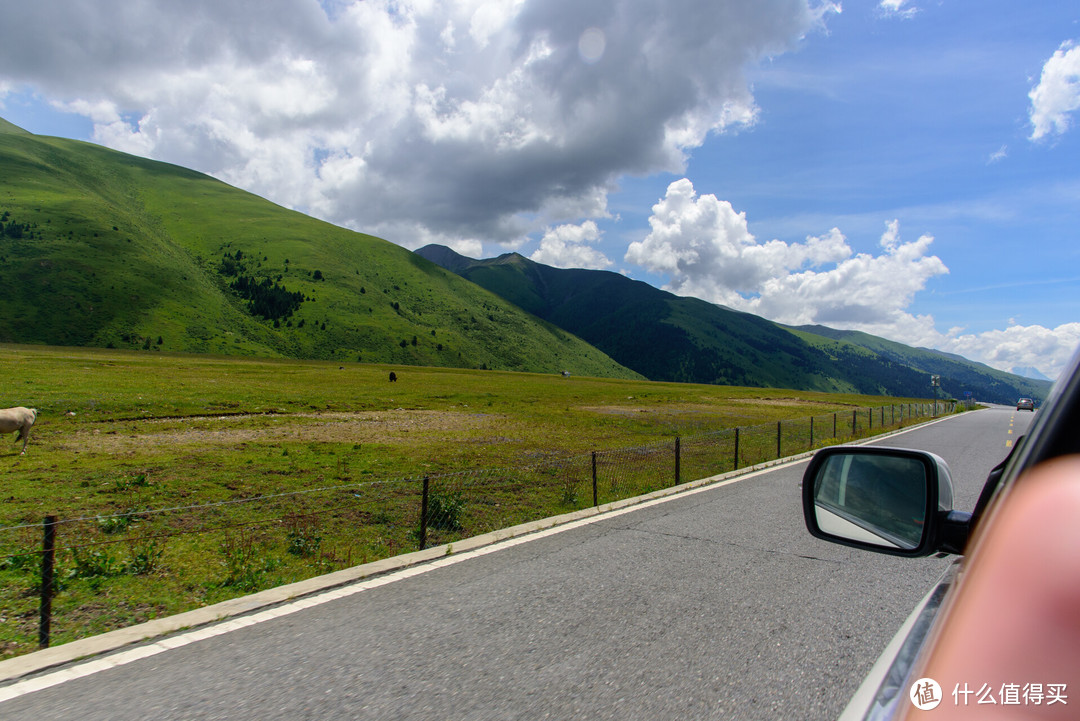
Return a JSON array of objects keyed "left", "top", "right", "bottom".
[{"left": 1, "top": 0, "right": 1078, "bottom": 380}]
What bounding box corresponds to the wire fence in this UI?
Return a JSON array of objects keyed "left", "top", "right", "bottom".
[{"left": 0, "top": 401, "right": 954, "bottom": 650}]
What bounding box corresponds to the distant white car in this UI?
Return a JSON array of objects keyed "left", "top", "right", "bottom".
[{"left": 1016, "top": 397, "right": 1035, "bottom": 411}]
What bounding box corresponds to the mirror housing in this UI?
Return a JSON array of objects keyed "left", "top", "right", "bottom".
[{"left": 802, "top": 446, "right": 971, "bottom": 557}]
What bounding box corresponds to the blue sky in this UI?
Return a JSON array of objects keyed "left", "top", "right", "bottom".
[
  {"left": 1, "top": 1, "right": 1077, "bottom": 378},
  {"left": 605, "top": 2, "right": 1080, "bottom": 377}
]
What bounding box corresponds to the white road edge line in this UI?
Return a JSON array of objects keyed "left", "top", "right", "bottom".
[
  {"left": 0, "top": 467, "right": 772, "bottom": 705},
  {"left": 0, "top": 412, "right": 958, "bottom": 705}
]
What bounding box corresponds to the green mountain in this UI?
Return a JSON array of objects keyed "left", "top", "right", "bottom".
[
  {"left": 415, "top": 245, "right": 1053, "bottom": 404},
  {"left": 0, "top": 120, "right": 637, "bottom": 379},
  {"left": 2, "top": 116, "right": 1049, "bottom": 403},
  {"left": 785, "top": 325, "right": 1052, "bottom": 404}
]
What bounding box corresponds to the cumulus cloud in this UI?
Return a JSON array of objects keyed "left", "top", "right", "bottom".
[
  {"left": 530, "top": 221, "right": 612, "bottom": 269},
  {"left": 0, "top": 0, "right": 833, "bottom": 249},
  {"left": 1029, "top": 41, "right": 1080, "bottom": 140},
  {"left": 625, "top": 178, "right": 1080, "bottom": 380},
  {"left": 938, "top": 323, "right": 1080, "bottom": 382},
  {"left": 5, "top": 1, "right": 1068, "bottom": 379},
  {"left": 625, "top": 178, "right": 946, "bottom": 331}
]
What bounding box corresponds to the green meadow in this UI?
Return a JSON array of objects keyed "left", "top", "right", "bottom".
[{"left": 0, "top": 343, "right": 941, "bottom": 658}]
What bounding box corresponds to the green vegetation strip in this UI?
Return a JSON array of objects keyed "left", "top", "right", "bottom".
[{"left": 0, "top": 344, "right": 955, "bottom": 659}]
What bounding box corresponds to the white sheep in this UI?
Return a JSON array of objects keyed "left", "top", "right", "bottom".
[{"left": 0, "top": 407, "right": 38, "bottom": 454}]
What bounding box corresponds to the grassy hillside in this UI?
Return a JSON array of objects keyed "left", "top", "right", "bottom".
[
  {"left": 0, "top": 120, "right": 637, "bottom": 379},
  {"left": 416, "top": 245, "right": 1048, "bottom": 404},
  {"left": 418, "top": 247, "right": 853, "bottom": 390},
  {"left": 0, "top": 117, "right": 31, "bottom": 135}
]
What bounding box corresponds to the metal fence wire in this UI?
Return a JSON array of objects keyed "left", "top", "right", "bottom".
[{"left": 0, "top": 401, "right": 953, "bottom": 649}]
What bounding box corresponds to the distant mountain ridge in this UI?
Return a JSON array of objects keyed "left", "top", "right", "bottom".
[
  {"left": 1, "top": 113, "right": 1050, "bottom": 403},
  {"left": 415, "top": 245, "right": 1053, "bottom": 404},
  {"left": 784, "top": 325, "right": 1052, "bottom": 403},
  {"left": 1012, "top": 366, "right": 1051, "bottom": 381}
]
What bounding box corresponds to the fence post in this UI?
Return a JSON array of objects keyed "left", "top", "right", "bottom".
[
  {"left": 674, "top": 437, "right": 681, "bottom": 486},
  {"left": 419, "top": 477, "right": 429, "bottom": 550},
  {"left": 776, "top": 421, "right": 782, "bottom": 459},
  {"left": 809, "top": 416, "right": 814, "bottom": 449},
  {"left": 39, "top": 515, "right": 57, "bottom": 649},
  {"left": 592, "top": 452, "right": 598, "bottom": 506},
  {"left": 868, "top": 408, "right": 873, "bottom": 430},
  {"left": 833, "top": 413, "right": 837, "bottom": 439},
  {"left": 852, "top": 410, "right": 858, "bottom": 437},
  {"left": 733, "top": 427, "right": 740, "bottom": 470}
]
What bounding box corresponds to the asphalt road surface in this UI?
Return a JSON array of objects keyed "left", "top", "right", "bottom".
[{"left": 1, "top": 406, "right": 1033, "bottom": 720}]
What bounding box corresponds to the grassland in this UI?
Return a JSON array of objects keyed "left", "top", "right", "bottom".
[{"left": 0, "top": 343, "right": 943, "bottom": 659}]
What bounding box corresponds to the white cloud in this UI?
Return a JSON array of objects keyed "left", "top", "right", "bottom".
[
  {"left": 0, "top": 0, "right": 833, "bottom": 248},
  {"left": 878, "top": 0, "right": 918, "bottom": 19},
  {"left": 625, "top": 178, "right": 1080, "bottom": 380},
  {"left": 988, "top": 145, "right": 1007, "bottom": 164},
  {"left": 468, "top": 0, "right": 526, "bottom": 48},
  {"left": 530, "top": 221, "right": 612, "bottom": 269},
  {"left": 1029, "top": 41, "right": 1080, "bottom": 140},
  {"left": 625, "top": 179, "right": 943, "bottom": 327},
  {"left": 938, "top": 323, "right": 1080, "bottom": 382},
  {"left": 7, "top": 1, "right": 1068, "bottom": 380}
]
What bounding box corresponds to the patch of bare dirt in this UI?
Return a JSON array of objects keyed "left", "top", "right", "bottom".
[
  {"left": 727, "top": 397, "right": 848, "bottom": 407},
  {"left": 58, "top": 410, "right": 500, "bottom": 453},
  {"left": 580, "top": 403, "right": 732, "bottom": 416},
  {"left": 581, "top": 406, "right": 653, "bottom": 416}
]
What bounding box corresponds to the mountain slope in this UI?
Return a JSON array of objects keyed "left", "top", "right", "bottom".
[
  {"left": 786, "top": 325, "right": 1053, "bottom": 403},
  {"left": 416, "top": 245, "right": 1052, "bottom": 403},
  {"left": 0, "top": 120, "right": 637, "bottom": 379}
]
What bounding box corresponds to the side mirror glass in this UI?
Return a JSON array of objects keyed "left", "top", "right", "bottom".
[{"left": 803, "top": 447, "right": 953, "bottom": 557}]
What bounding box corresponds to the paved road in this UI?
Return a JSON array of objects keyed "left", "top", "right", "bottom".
[{"left": 1, "top": 407, "right": 1033, "bottom": 720}]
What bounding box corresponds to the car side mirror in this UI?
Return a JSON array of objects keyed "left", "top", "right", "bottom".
[{"left": 802, "top": 446, "right": 971, "bottom": 557}]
